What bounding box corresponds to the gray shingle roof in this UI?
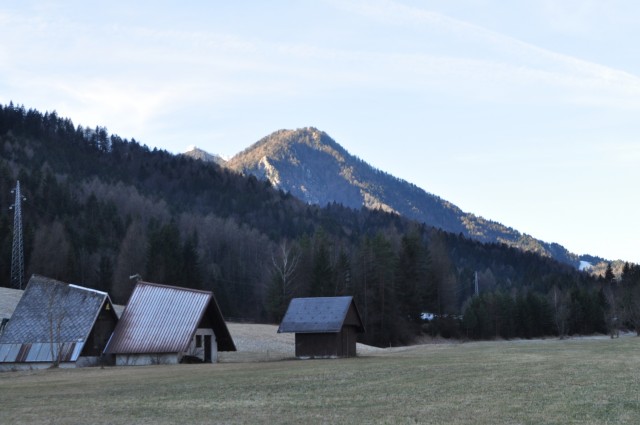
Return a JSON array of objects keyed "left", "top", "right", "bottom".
[
  {"left": 104, "top": 281, "right": 235, "bottom": 354},
  {"left": 277, "top": 296, "right": 365, "bottom": 334},
  {"left": 0, "top": 275, "right": 111, "bottom": 363}
]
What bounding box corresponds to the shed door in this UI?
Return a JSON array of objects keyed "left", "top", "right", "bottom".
[
  {"left": 342, "top": 327, "right": 356, "bottom": 357},
  {"left": 341, "top": 329, "right": 349, "bottom": 357},
  {"left": 204, "top": 335, "right": 212, "bottom": 363}
]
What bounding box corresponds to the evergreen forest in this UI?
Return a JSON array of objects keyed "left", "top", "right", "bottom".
[{"left": 1, "top": 103, "right": 639, "bottom": 346}]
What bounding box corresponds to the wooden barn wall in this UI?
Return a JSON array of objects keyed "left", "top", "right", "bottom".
[
  {"left": 296, "top": 333, "right": 339, "bottom": 358},
  {"left": 344, "top": 305, "right": 362, "bottom": 328},
  {"left": 295, "top": 326, "right": 358, "bottom": 358}
]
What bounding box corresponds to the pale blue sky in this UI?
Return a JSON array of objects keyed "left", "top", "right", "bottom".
[{"left": 1, "top": 1, "right": 639, "bottom": 264}]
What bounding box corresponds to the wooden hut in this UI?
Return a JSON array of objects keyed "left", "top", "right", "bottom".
[
  {"left": 0, "top": 275, "right": 118, "bottom": 370},
  {"left": 104, "top": 281, "right": 235, "bottom": 365},
  {"left": 278, "top": 296, "right": 365, "bottom": 359}
]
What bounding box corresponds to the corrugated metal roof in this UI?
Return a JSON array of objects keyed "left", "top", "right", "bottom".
[
  {"left": 278, "top": 296, "right": 365, "bottom": 334},
  {"left": 104, "top": 281, "right": 235, "bottom": 355},
  {"left": 0, "top": 275, "right": 112, "bottom": 363}
]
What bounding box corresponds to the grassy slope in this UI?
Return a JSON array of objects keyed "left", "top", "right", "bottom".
[{"left": 1, "top": 337, "right": 639, "bottom": 424}]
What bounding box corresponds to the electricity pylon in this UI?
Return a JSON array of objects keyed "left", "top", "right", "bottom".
[{"left": 10, "top": 180, "right": 26, "bottom": 289}]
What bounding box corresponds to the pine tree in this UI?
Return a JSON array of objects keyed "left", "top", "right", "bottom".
[
  {"left": 360, "top": 233, "right": 399, "bottom": 346},
  {"left": 181, "top": 231, "right": 202, "bottom": 289},
  {"left": 310, "top": 238, "right": 332, "bottom": 297},
  {"left": 395, "top": 233, "right": 429, "bottom": 324},
  {"left": 145, "top": 221, "right": 182, "bottom": 285},
  {"left": 604, "top": 263, "right": 615, "bottom": 283},
  {"left": 96, "top": 255, "right": 114, "bottom": 293},
  {"left": 333, "top": 249, "right": 352, "bottom": 296}
]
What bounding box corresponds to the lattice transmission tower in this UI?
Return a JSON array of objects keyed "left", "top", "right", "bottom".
[{"left": 10, "top": 180, "right": 26, "bottom": 289}]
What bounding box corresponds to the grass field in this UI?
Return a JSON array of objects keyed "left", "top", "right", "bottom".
[{"left": 1, "top": 336, "right": 640, "bottom": 424}]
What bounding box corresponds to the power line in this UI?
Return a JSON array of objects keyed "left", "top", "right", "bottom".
[{"left": 10, "top": 180, "right": 26, "bottom": 289}]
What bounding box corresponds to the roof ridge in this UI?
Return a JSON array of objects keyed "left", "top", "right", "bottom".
[
  {"left": 68, "top": 284, "right": 108, "bottom": 297},
  {"left": 137, "top": 281, "right": 213, "bottom": 295},
  {"left": 294, "top": 296, "right": 353, "bottom": 301}
]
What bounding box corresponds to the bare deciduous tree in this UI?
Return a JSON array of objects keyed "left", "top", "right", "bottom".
[
  {"left": 47, "top": 285, "right": 67, "bottom": 368},
  {"left": 266, "top": 241, "right": 300, "bottom": 321},
  {"left": 272, "top": 241, "right": 300, "bottom": 298}
]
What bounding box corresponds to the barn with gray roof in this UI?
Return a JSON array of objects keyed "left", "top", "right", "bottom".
[
  {"left": 0, "top": 275, "right": 118, "bottom": 370},
  {"left": 104, "top": 281, "right": 236, "bottom": 365},
  {"left": 278, "top": 296, "right": 364, "bottom": 359}
]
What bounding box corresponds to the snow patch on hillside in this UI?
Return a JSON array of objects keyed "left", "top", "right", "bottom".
[{"left": 579, "top": 261, "right": 593, "bottom": 271}]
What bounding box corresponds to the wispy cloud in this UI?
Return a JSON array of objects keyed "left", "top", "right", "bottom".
[
  {"left": 4, "top": 0, "right": 639, "bottom": 131},
  {"left": 329, "top": 0, "right": 640, "bottom": 107}
]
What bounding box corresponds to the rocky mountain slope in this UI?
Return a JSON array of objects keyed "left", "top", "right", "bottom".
[{"left": 225, "top": 127, "right": 601, "bottom": 268}]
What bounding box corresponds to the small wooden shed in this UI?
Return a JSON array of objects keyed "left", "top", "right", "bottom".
[
  {"left": 278, "top": 296, "right": 365, "bottom": 359},
  {"left": 103, "top": 281, "right": 235, "bottom": 365},
  {"left": 0, "top": 275, "right": 118, "bottom": 371}
]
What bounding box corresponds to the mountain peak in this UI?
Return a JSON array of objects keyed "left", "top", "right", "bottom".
[
  {"left": 183, "top": 146, "right": 226, "bottom": 165},
  {"left": 227, "top": 128, "right": 596, "bottom": 268},
  {"left": 235, "top": 127, "right": 342, "bottom": 160}
]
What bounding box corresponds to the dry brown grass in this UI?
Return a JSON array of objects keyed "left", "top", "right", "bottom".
[
  {"left": 3, "top": 289, "right": 640, "bottom": 423},
  {"left": 2, "top": 335, "right": 640, "bottom": 424}
]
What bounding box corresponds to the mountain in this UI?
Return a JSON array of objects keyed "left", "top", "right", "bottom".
[
  {"left": 226, "top": 127, "right": 601, "bottom": 268},
  {"left": 183, "top": 146, "right": 226, "bottom": 166}
]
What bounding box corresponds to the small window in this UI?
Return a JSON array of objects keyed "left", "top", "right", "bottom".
[{"left": 196, "top": 335, "right": 202, "bottom": 348}]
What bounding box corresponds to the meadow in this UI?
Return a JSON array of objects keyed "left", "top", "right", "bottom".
[{"left": 1, "top": 336, "right": 639, "bottom": 424}]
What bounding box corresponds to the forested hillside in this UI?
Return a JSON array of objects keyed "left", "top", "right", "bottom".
[{"left": 1, "top": 103, "right": 638, "bottom": 346}]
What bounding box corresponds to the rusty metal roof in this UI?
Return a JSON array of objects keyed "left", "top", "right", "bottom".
[
  {"left": 278, "top": 296, "right": 365, "bottom": 334},
  {"left": 104, "top": 282, "right": 235, "bottom": 354},
  {"left": 0, "top": 275, "right": 113, "bottom": 363}
]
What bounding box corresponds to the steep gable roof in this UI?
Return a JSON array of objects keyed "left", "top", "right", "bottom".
[
  {"left": 0, "top": 275, "right": 113, "bottom": 363},
  {"left": 278, "top": 296, "right": 365, "bottom": 334},
  {"left": 104, "top": 282, "right": 235, "bottom": 354}
]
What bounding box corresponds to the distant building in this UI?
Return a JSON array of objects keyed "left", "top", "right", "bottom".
[
  {"left": 104, "top": 281, "right": 235, "bottom": 366},
  {"left": 278, "top": 296, "right": 365, "bottom": 359},
  {"left": 0, "top": 275, "right": 118, "bottom": 371}
]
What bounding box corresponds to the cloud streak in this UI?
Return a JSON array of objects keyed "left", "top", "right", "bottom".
[
  {"left": 3, "top": 0, "right": 640, "bottom": 128},
  {"left": 331, "top": 0, "right": 640, "bottom": 107}
]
